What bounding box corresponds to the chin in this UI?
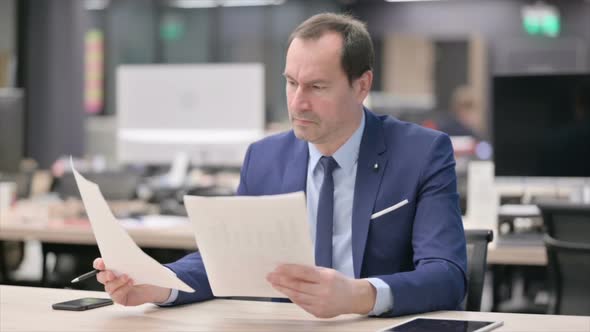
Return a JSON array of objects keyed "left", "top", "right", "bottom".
[{"left": 293, "top": 127, "right": 314, "bottom": 142}]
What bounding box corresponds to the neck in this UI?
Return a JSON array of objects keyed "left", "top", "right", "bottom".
[{"left": 314, "top": 108, "right": 363, "bottom": 156}]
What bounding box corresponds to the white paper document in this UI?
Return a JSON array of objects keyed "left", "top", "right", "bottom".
[
  {"left": 71, "top": 160, "right": 194, "bottom": 293},
  {"left": 184, "top": 192, "right": 314, "bottom": 298}
]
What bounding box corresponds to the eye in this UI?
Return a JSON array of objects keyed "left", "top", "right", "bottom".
[
  {"left": 287, "top": 80, "right": 297, "bottom": 87},
  {"left": 313, "top": 85, "right": 325, "bottom": 90}
]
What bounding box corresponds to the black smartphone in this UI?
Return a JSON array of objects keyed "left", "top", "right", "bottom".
[{"left": 52, "top": 297, "right": 113, "bottom": 311}]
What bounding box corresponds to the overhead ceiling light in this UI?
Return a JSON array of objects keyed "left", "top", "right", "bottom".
[
  {"left": 169, "top": 0, "right": 285, "bottom": 8},
  {"left": 169, "top": 0, "right": 217, "bottom": 8},
  {"left": 85, "top": 0, "right": 110, "bottom": 10},
  {"left": 385, "top": 0, "right": 445, "bottom": 2},
  {"left": 221, "top": 0, "right": 285, "bottom": 6}
]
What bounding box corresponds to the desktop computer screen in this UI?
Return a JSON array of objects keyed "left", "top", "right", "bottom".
[
  {"left": 116, "top": 63, "right": 265, "bottom": 167},
  {"left": 493, "top": 73, "right": 590, "bottom": 177}
]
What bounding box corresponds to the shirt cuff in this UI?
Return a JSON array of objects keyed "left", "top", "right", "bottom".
[
  {"left": 155, "top": 288, "right": 179, "bottom": 306},
  {"left": 365, "top": 278, "right": 394, "bottom": 316},
  {"left": 154, "top": 265, "right": 179, "bottom": 306}
]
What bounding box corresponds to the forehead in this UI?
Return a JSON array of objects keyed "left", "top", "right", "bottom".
[{"left": 285, "top": 32, "right": 346, "bottom": 81}]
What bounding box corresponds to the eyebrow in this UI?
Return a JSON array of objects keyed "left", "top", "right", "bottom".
[{"left": 282, "top": 73, "right": 329, "bottom": 85}]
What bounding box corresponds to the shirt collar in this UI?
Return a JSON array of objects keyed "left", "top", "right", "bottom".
[{"left": 308, "top": 110, "right": 365, "bottom": 173}]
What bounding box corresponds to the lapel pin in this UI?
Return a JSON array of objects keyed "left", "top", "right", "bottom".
[{"left": 373, "top": 163, "right": 379, "bottom": 172}]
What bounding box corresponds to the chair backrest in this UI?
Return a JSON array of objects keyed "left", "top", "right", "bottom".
[
  {"left": 464, "top": 229, "right": 493, "bottom": 311},
  {"left": 544, "top": 235, "right": 590, "bottom": 315},
  {"left": 538, "top": 201, "right": 590, "bottom": 243}
]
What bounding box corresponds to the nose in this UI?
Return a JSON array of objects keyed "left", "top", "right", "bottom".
[{"left": 290, "top": 86, "right": 311, "bottom": 111}]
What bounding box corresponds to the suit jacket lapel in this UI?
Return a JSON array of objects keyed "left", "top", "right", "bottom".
[
  {"left": 352, "top": 110, "right": 388, "bottom": 278},
  {"left": 281, "top": 134, "right": 309, "bottom": 194}
]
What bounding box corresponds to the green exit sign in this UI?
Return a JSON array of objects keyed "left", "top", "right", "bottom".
[{"left": 522, "top": 3, "right": 560, "bottom": 37}]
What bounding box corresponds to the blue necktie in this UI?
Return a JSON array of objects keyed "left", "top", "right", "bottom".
[{"left": 315, "top": 156, "right": 339, "bottom": 268}]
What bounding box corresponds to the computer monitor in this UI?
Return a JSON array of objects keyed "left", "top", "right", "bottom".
[
  {"left": 0, "top": 88, "right": 24, "bottom": 173},
  {"left": 116, "top": 63, "right": 265, "bottom": 167},
  {"left": 493, "top": 73, "right": 590, "bottom": 177}
]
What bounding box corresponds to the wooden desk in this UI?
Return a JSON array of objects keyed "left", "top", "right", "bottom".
[
  {"left": 1, "top": 285, "right": 588, "bottom": 332},
  {"left": 487, "top": 243, "right": 547, "bottom": 266},
  {"left": 0, "top": 220, "right": 197, "bottom": 250},
  {"left": 1, "top": 219, "right": 547, "bottom": 265},
  {"left": 463, "top": 220, "right": 547, "bottom": 266}
]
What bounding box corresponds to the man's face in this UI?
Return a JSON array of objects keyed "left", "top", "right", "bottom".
[{"left": 284, "top": 32, "right": 368, "bottom": 146}]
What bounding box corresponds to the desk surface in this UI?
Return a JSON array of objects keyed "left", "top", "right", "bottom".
[{"left": 1, "top": 285, "right": 588, "bottom": 332}]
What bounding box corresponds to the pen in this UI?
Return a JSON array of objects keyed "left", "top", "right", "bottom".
[{"left": 71, "top": 269, "right": 100, "bottom": 283}]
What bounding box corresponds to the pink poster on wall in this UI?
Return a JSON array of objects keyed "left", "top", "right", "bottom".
[{"left": 85, "top": 29, "right": 104, "bottom": 114}]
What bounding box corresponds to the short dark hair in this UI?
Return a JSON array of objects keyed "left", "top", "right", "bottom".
[{"left": 287, "top": 13, "right": 374, "bottom": 84}]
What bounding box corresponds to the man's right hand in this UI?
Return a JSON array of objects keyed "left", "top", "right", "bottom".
[{"left": 93, "top": 258, "right": 172, "bottom": 306}]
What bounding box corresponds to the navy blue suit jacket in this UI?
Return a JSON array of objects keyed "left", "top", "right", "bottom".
[{"left": 166, "top": 109, "right": 467, "bottom": 316}]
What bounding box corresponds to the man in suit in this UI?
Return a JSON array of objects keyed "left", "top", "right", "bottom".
[{"left": 94, "top": 13, "right": 467, "bottom": 318}]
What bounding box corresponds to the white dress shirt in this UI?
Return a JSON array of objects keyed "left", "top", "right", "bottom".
[{"left": 305, "top": 111, "right": 393, "bottom": 315}]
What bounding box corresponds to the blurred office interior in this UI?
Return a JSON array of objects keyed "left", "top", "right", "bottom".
[{"left": 0, "top": 0, "right": 589, "bottom": 316}]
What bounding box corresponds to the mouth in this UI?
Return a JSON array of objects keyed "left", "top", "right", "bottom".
[{"left": 292, "top": 117, "right": 316, "bottom": 126}]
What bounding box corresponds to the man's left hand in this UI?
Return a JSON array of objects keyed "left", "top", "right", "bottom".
[{"left": 266, "top": 264, "right": 376, "bottom": 318}]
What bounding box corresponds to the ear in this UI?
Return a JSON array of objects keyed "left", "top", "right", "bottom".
[{"left": 354, "top": 70, "right": 373, "bottom": 104}]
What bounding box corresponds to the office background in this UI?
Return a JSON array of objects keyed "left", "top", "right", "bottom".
[
  {"left": 1, "top": 0, "right": 589, "bottom": 168},
  {"left": 1, "top": 0, "right": 590, "bottom": 318}
]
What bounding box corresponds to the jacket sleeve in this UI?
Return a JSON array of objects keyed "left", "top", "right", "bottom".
[
  {"left": 164, "top": 252, "right": 214, "bottom": 305},
  {"left": 164, "top": 144, "right": 255, "bottom": 305}
]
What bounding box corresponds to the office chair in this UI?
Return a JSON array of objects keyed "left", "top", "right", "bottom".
[
  {"left": 539, "top": 202, "right": 590, "bottom": 315},
  {"left": 538, "top": 201, "right": 590, "bottom": 243},
  {"left": 544, "top": 235, "right": 590, "bottom": 315},
  {"left": 464, "top": 229, "right": 493, "bottom": 311},
  {"left": 0, "top": 241, "right": 25, "bottom": 283}
]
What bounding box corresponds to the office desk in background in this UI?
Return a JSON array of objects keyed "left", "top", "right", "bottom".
[
  {"left": 0, "top": 212, "right": 196, "bottom": 287},
  {"left": 0, "top": 218, "right": 197, "bottom": 250},
  {"left": 486, "top": 243, "right": 546, "bottom": 266},
  {"left": 1, "top": 285, "right": 589, "bottom": 332},
  {"left": 463, "top": 216, "right": 547, "bottom": 266},
  {"left": 1, "top": 214, "right": 546, "bottom": 265}
]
